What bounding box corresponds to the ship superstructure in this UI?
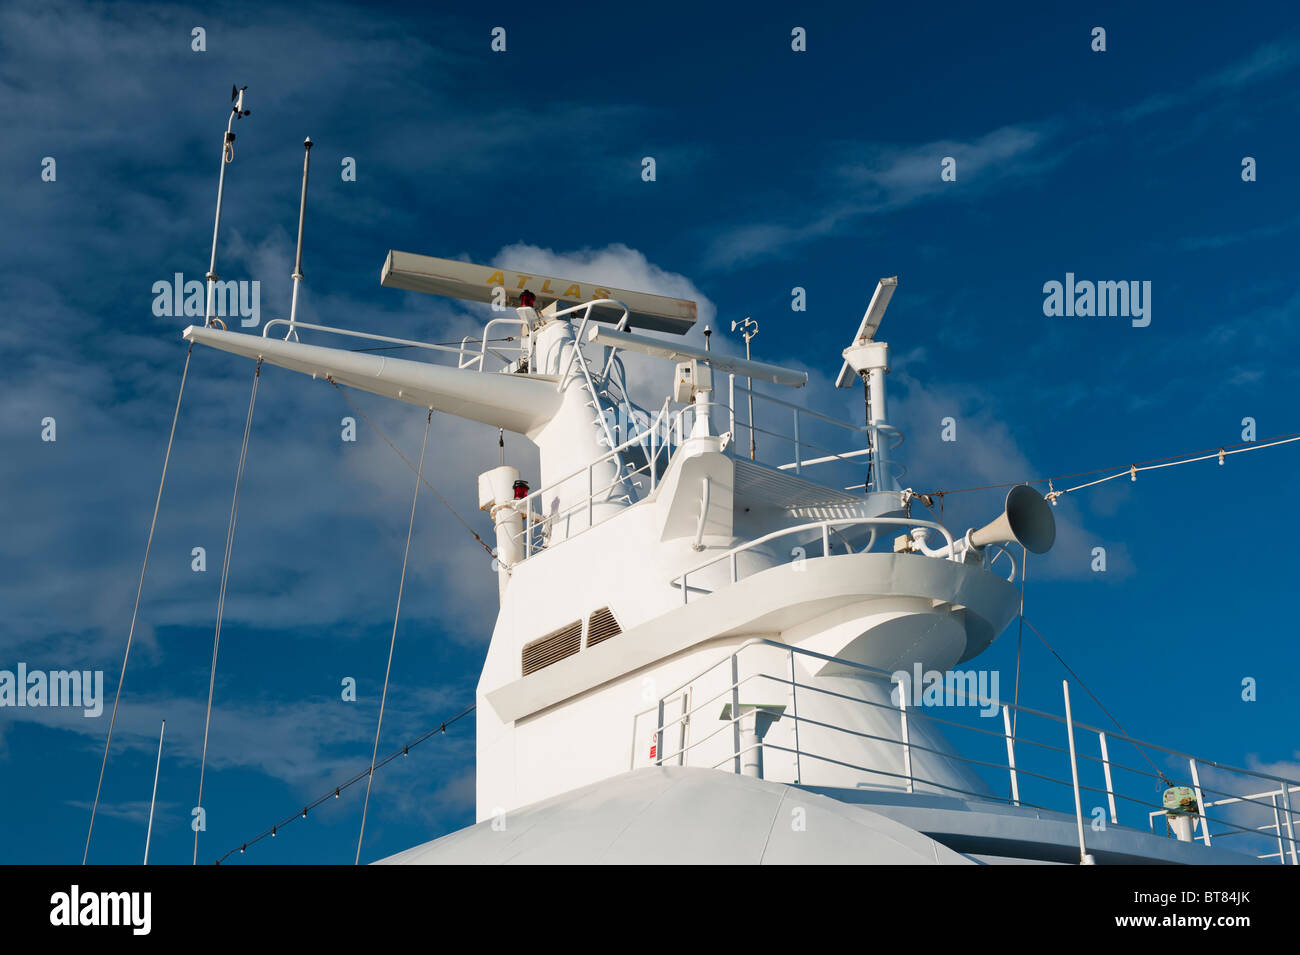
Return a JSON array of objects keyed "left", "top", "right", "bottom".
[{"left": 184, "top": 251, "right": 1300, "bottom": 866}]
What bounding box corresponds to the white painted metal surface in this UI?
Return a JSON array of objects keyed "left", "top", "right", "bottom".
[
  {"left": 377, "top": 767, "right": 972, "bottom": 865},
  {"left": 380, "top": 250, "right": 698, "bottom": 334},
  {"left": 182, "top": 253, "right": 1300, "bottom": 865}
]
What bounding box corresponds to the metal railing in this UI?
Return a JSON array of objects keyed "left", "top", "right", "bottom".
[
  {"left": 262, "top": 298, "right": 633, "bottom": 378},
  {"left": 460, "top": 317, "right": 530, "bottom": 371},
  {"left": 667, "top": 516, "right": 961, "bottom": 604},
  {"left": 1148, "top": 789, "right": 1300, "bottom": 864},
  {"left": 630, "top": 638, "right": 1300, "bottom": 864},
  {"left": 259, "top": 316, "right": 531, "bottom": 372},
  {"left": 261, "top": 317, "right": 471, "bottom": 355},
  {"left": 505, "top": 403, "right": 674, "bottom": 561},
  {"left": 727, "top": 380, "right": 906, "bottom": 487},
  {"left": 983, "top": 543, "right": 1018, "bottom": 582},
  {"left": 552, "top": 299, "right": 629, "bottom": 390}
]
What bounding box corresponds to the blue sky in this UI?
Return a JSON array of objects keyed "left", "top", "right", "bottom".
[{"left": 1, "top": 0, "right": 1297, "bottom": 864}]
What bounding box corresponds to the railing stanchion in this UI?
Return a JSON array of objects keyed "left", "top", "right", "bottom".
[
  {"left": 821, "top": 524, "right": 830, "bottom": 558},
  {"left": 1283, "top": 782, "right": 1298, "bottom": 865},
  {"left": 524, "top": 495, "right": 532, "bottom": 558},
  {"left": 655, "top": 699, "right": 665, "bottom": 768},
  {"left": 587, "top": 465, "right": 593, "bottom": 529},
  {"left": 680, "top": 573, "right": 688, "bottom": 606},
  {"left": 728, "top": 373, "right": 736, "bottom": 438},
  {"left": 677, "top": 688, "right": 689, "bottom": 767},
  {"left": 626, "top": 636, "right": 1300, "bottom": 864},
  {"left": 1189, "top": 759, "right": 1212, "bottom": 847},
  {"left": 649, "top": 418, "right": 657, "bottom": 493},
  {"left": 793, "top": 409, "right": 801, "bottom": 474},
  {"left": 1062, "top": 681, "right": 1093, "bottom": 864},
  {"left": 729, "top": 550, "right": 738, "bottom": 585},
  {"left": 1002, "top": 704, "right": 1020, "bottom": 806},
  {"left": 789, "top": 648, "right": 802, "bottom": 784},
  {"left": 1099, "top": 731, "right": 1118, "bottom": 825},
  {"left": 895, "top": 677, "right": 913, "bottom": 794},
  {"left": 1271, "top": 792, "right": 1287, "bottom": 864},
  {"left": 730, "top": 654, "right": 742, "bottom": 775}
]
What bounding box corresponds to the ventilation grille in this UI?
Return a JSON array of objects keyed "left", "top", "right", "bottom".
[
  {"left": 521, "top": 621, "right": 582, "bottom": 676},
  {"left": 586, "top": 606, "right": 621, "bottom": 648}
]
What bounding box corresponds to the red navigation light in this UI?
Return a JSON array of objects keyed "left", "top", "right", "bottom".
[{"left": 513, "top": 480, "right": 530, "bottom": 500}]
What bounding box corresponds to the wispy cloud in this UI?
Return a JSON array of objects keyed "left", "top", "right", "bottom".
[
  {"left": 702, "top": 124, "right": 1054, "bottom": 269},
  {"left": 1176, "top": 216, "right": 1300, "bottom": 252},
  {"left": 698, "top": 38, "right": 1300, "bottom": 272},
  {"left": 1122, "top": 39, "right": 1300, "bottom": 121}
]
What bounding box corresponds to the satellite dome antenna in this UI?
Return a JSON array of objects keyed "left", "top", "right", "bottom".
[
  {"left": 835, "top": 277, "right": 898, "bottom": 492},
  {"left": 203, "top": 85, "right": 252, "bottom": 329}
]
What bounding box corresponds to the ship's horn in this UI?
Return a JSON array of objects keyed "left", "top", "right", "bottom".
[{"left": 968, "top": 484, "right": 1056, "bottom": 554}]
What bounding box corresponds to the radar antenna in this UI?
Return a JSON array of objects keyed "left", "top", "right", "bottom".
[{"left": 836, "top": 277, "right": 898, "bottom": 492}]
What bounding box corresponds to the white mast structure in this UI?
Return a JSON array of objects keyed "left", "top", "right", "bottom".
[{"left": 182, "top": 253, "right": 1296, "bottom": 865}]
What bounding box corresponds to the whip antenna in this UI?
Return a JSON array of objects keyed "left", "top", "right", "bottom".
[
  {"left": 286, "top": 137, "right": 313, "bottom": 340},
  {"left": 204, "top": 84, "right": 251, "bottom": 328}
]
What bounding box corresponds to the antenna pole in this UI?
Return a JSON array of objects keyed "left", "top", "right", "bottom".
[
  {"left": 286, "top": 137, "right": 313, "bottom": 340},
  {"left": 730, "top": 317, "right": 759, "bottom": 460},
  {"left": 746, "top": 338, "right": 755, "bottom": 460},
  {"left": 144, "top": 719, "right": 165, "bottom": 865},
  {"left": 205, "top": 86, "right": 250, "bottom": 328},
  {"left": 863, "top": 374, "right": 873, "bottom": 492}
]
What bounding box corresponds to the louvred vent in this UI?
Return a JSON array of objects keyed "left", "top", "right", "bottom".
[
  {"left": 521, "top": 621, "right": 582, "bottom": 675},
  {"left": 586, "top": 606, "right": 621, "bottom": 648}
]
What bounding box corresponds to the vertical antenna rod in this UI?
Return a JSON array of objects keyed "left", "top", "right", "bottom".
[
  {"left": 204, "top": 85, "right": 251, "bottom": 328},
  {"left": 286, "top": 137, "right": 313, "bottom": 340},
  {"left": 144, "top": 719, "right": 165, "bottom": 865},
  {"left": 731, "top": 317, "right": 759, "bottom": 460}
]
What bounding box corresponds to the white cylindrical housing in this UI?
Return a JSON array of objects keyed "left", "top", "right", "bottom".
[
  {"left": 479, "top": 465, "right": 524, "bottom": 598},
  {"left": 868, "top": 366, "right": 889, "bottom": 488},
  {"left": 739, "top": 711, "right": 761, "bottom": 778},
  {"left": 867, "top": 367, "right": 888, "bottom": 425},
  {"left": 478, "top": 465, "right": 520, "bottom": 512}
]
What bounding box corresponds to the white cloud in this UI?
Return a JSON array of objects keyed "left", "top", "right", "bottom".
[{"left": 702, "top": 123, "right": 1054, "bottom": 269}]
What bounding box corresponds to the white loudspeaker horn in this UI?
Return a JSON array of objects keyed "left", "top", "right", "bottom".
[{"left": 969, "top": 485, "right": 1057, "bottom": 554}]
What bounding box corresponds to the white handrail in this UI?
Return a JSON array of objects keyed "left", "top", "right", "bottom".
[
  {"left": 631, "top": 637, "right": 1300, "bottom": 862},
  {"left": 731, "top": 382, "right": 867, "bottom": 432},
  {"left": 727, "top": 383, "right": 905, "bottom": 486},
  {"left": 670, "top": 516, "right": 958, "bottom": 603},
  {"left": 261, "top": 318, "right": 470, "bottom": 355},
  {"left": 502, "top": 401, "right": 674, "bottom": 563},
  {"left": 553, "top": 299, "right": 629, "bottom": 391},
  {"left": 983, "top": 543, "right": 1018, "bottom": 582},
  {"left": 475, "top": 316, "right": 531, "bottom": 370}
]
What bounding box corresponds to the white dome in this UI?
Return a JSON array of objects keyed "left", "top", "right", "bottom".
[{"left": 378, "top": 766, "right": 971, "bottom": 865}]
